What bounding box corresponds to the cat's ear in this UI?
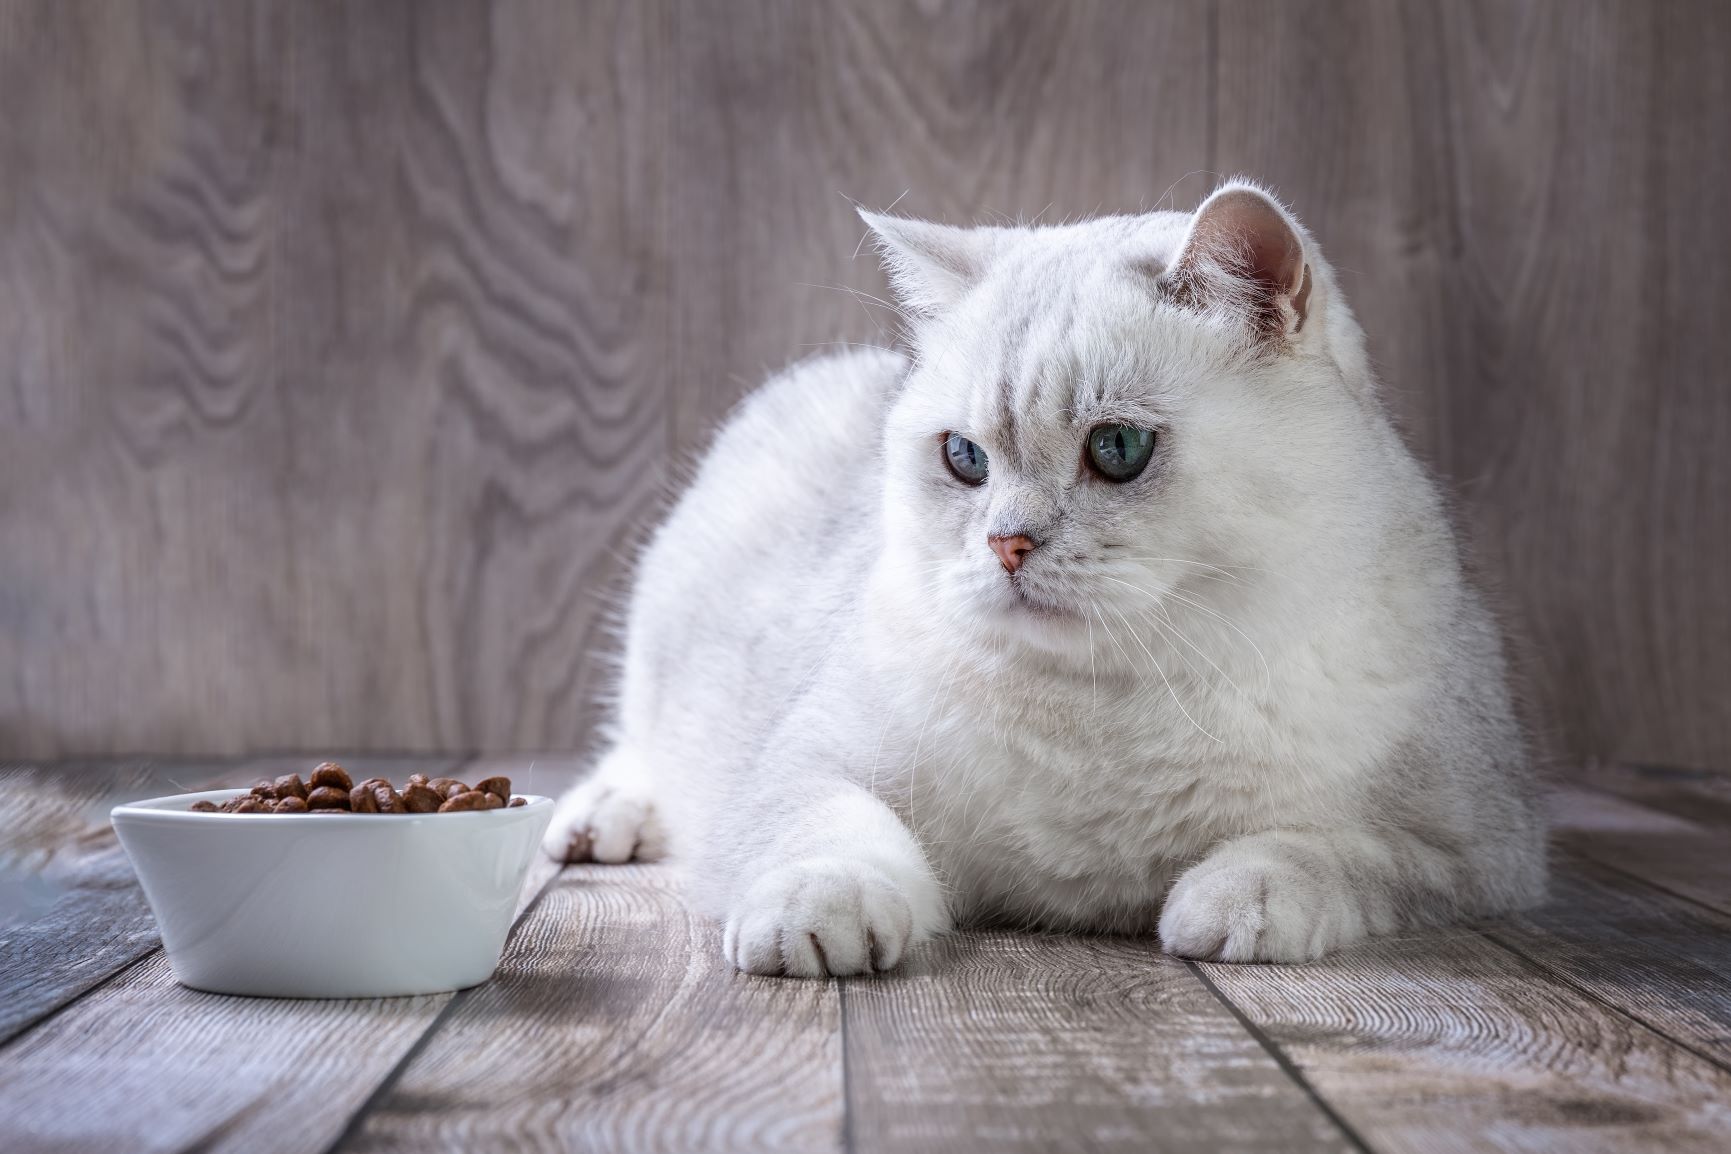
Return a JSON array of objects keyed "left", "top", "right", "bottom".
[
  {"left": 1163, "top": 182, "right": 1313, "bottom": 344},
  {"left": 859, "top": 210, "right": 996, "bottom": 316}
]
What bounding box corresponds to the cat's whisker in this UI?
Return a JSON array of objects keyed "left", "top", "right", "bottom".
[
  {"left": 795, "top": 281, "right": 915, "bottom": 327},
  {"left": 1085, "top": 603, "right": 1099, "bottom": 714},
  {"left": 1101, "top": 603, "right": 1223, "bottom": 745},
  {"left": 1143, "top": 603, "right": 1259, "bottom": 708},
  {"left": 1109, "top": 555, "right": 1288, "bottom": 581},
  {"left": 867, "top": 700, "right": 894, "bottom": 800},
  {"left": 1097, "top": 574, "right": 1275, "bottom": 694},
  {"left": 905, "top": 662, "right": 961, "bottom": 840},
  {"left": 1109, "top": 603, "right": 1225, "bottom": 745},
  {"left": 1141, "top": 611, "right": 1210, "bottom": 690},
  {"left": 1158, "top": 586, "right": 1276, "bottom": 694}
]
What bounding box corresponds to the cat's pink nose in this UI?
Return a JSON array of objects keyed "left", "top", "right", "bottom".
[{"left": 988, "top": 534, "right": 1038, "bottom": 574}]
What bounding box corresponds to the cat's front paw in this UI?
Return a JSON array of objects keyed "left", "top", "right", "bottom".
[
  {"left": 542, "top": 774, "right": 663, "bottom": 864},
  {"left": 725, "top": 858, "right": 917, "bottom": 978},
  {"left": 1159, "top": 849, "right": 1364, "bottom": 963}
]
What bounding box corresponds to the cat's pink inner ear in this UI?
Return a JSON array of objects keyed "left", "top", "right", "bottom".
[{"left": 1171, "top": 186, "right": 1312, "bottom": 337}]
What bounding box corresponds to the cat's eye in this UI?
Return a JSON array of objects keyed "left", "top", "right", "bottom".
[
  {"left": 942, "top": 433, "right": 989, "bottom": 485},
  {"left": 1086, "top": 424, "right": 1156, "bottom": 482}
]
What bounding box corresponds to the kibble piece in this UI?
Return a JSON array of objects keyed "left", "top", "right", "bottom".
[
  {"left": 350, "top": 783, "right": 379, "bottom": 813},
  {"left": 428, "top": 777, "right": 467, "bottom": 799},
  {"left": 273, "top": 796, "right": 309, "bottom": 814},
  {"left": 401, "top": 782, "right": 443, "bottom": 813},
  {"left": 309, "top": 762, "right": 353, "bottom": 792},
  {"left": 438, "top": 790, "right": 493, "bottom": 812},
  {"left": 189, "top": 799, "right": 219, "bottom": 812},
  {"left": 307, "top": 785, "right": 350, "bottom": 810},
  {"left": 507, "top": 796, "right": 527, "bottom": 808},
  {"left": 273, "top": 773, "right": 308, "bottom": 801},
  {"left": 371, "top": 784, "right": 406, "bottom": 814},
  {"left": 230, "top": 797, "right": 267, "bottom": 814},
  {"left": 406, "top": 773, "right": 430, "bottom": 787},
  {"left": 474, "top": 776, "right": 512, "bottom": 804},
  {"left": 250, "top": 780, "right": 277, "bottom": 801}
]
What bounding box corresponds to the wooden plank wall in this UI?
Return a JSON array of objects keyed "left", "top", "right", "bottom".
[{"left": 1, "top": 1, "right": 1727, "bottom": 770}]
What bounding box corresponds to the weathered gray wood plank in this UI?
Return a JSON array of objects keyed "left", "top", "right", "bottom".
[
  {"left": 0, "top": 758, "right": 251, "bottom": 1044},
  {"left": 845, "top": 931, "right": 1353, "bottom": 1153},
  {"left": 0, "top": 953, "right": 453, "bottom": 1154},
  {"left": 1198, "top": 926, "right": 1731, "bottom": 1153},
  {"left": 337, "top": 861, "right": 845, "bottom": 1153},
  {"left": 1488, "top": 854, "right": 1731, "bottom": 1068},
  {"left": 0, "top": 757, "right": 577, "bottom": 1154},
  {"left": 0, "top": 756, "right": 471, "bottom": 1045}
]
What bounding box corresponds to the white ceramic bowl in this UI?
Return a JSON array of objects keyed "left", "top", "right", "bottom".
[{"left": 111, "top": 788, "right": 553, "bottom": 998}]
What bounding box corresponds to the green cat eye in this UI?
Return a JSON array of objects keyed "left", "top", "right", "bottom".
[
  {"left": 1087, "top": 424, "right": 1156, "bottom": 482},
  {"left": 943, "top": 432, "right": 989, "bottom": 485}
]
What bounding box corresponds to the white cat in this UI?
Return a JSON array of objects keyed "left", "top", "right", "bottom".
[{"left": 544, "top": 181, "right": 1547, "bottom": 975}]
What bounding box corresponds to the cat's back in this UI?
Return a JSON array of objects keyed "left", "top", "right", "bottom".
[
  {"left": 661, "top": 346, "right": 905, "bottom": 553},
  {"left": 619, "top": 348, "right": 906, "bottom": 738}
]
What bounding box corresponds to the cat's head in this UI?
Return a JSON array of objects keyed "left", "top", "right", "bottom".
[{"left": 864, "top": 182, "right": 1377, "bottom": 659}]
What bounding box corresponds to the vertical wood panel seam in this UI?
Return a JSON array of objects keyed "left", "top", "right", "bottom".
[{"left": 1183, "top": 960, "right": 1376, "bottom": 1154}]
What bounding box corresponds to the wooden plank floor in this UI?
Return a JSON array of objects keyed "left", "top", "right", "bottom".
[{"left": 1, "top": 759, "right": 1728, "bottom": 1153}]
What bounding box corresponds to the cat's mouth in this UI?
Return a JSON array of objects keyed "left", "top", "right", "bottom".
[{"left": 1003, "top": 576, "right": 1081, "bottom": 620}]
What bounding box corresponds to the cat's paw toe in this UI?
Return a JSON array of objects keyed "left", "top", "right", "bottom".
[
  {"left": 1159, "top": 856, "right": 1357, "bottom": 963},
  {"left": 724, "top": 858, "right": 915, "bottom": 978},
  {"left": 542, "top": 779, "right": 662, "bottom": 864}
]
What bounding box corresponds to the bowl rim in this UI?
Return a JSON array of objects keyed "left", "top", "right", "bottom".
[{"left": 112, "top": 787, "right": 553, "bottom": 825}]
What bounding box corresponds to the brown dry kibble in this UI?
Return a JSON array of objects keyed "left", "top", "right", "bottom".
[
  {"left": 438, "top": 790, "right": 493, "bottom": 812},
  {"left": 307, "top": 785, "right": 350, "bottom": 810},
  {"left": 309, "top": 762, "right": 353, "bottom": 792},
  {"left": 190, "top": 764, "right": 518, "bottom": 814},
  {"left": 401, "top": 782, "right": 443, "bottom": 813},
  {"left": 474, "top": 776, "right": 512, "bottom": 803},
  {"left": 351, "top": 778, "right": 397, "bottom": 814}
]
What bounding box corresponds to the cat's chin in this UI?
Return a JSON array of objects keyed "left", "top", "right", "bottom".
[
  {"left": 1003, "top": 581, "right": 1080, "bottom": 620},
  {"left": 972, "top": 582, "right": 1093, "bottom": 655}
]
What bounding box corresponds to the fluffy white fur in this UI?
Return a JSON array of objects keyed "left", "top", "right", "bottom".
[{"left": 545, "top": 182, "right": 1547, "bottom": 975}]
